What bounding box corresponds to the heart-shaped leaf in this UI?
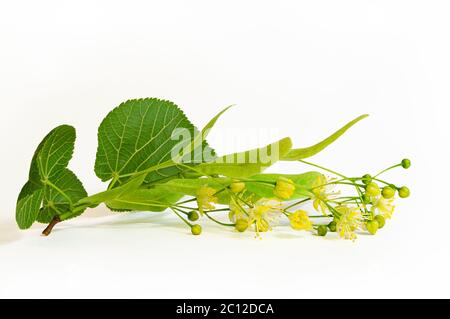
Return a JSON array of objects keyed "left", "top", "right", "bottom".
[
  {"left": 16, "top": 125, "right": 86, "bottom": 228},
  {"left": 18, "top": 125, "right": 74, "bottom": 200},
  {"left": 95, "top": 98, "right": 215, "bottom": 185}
]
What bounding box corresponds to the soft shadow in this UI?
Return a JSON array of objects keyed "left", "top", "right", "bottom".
[
  {"left": 0, "top": 219, "right": 23, "bottom": 245},
  {"left": 68, "top": 211, "right": 190, "bottom": 235},
  {"left": 273, "top": 231, "right": 301, "bottom": 239}
]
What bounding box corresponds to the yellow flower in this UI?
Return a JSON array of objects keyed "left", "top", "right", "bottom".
[
  {"left": 274, "top": 178, "right": 295, "bottom": 200},
  {"left": 311, "top": 175, "right": 338, "bottom": 215},
  {"left": 289, "top": 210, "right": 313, "bottom": 231},
  {"left": 228, "top": 201, "right": 246, "bottom": 222},
  {"left": 248, "top": 199, "right": 283, "bottom": 235},
  {"left": 196, "top": 186, "right": 218, "bottom": 213},
  {"left": 335, "top": 205, "right": 362, "bottom": 241},
  {"left": 371, "top": 196, "right": 395, "bottom": 219}
]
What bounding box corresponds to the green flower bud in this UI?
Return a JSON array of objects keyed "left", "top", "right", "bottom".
[
  {"left": 362, "top": 174, "right": 372, "bottom": 185},
  {"left": 188, "top": 211, "right": 199, "bottom": 222},
  {"left": 374, "top": 215, "right": 386, "bottom": 229},
  {"left": 191, "top": 224, "right": 202, "bottom": 236},
  {"left": 366, "top": 220, "right": 379, "bottom": 235},
  {"left": 401, "top": 159, "right": 411, "bottom": 169},
  {"left": 365, "top": 182, "right": 380, "bottom": 197},
  {"left": 382, "top": 186, "right": 396, "bottom": 199},
  {"left": 235, "top": 219, "right": 249, "bottom": 232},
  {"left": 230, "top": 182, "right": 246, "bottom": 193},
  {"left": 328, "top": 220, "right": 337, "bottom": 232},
  {"left": 317, "top": 225, "right": 328, "bottom": 237},
  {"left": 362, "top": 194, "right": 371, "bottom": 204},
  {"left": 398, "top": 186, "right": 410, "bottom": 198}
]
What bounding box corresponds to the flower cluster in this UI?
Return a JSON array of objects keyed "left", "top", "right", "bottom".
[{"left": 170, "top": 159, "right": 411, "bottom": 240}]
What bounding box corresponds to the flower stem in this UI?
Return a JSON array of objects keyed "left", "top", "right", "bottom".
[
  {"left": 206, "top": 208, "right": 231, "bottom": 213},
  {"left": 176, "top": 198, "right": 197, "bottom": 205},
  {"left": 42, "top": 216, "right": 60, "bottom": 236},
  {"left": 284, "top": 198, "right": 311, "bottom": 211},
  {"left": 170, "top": 207, "right": 192, "bottom": 227},
  {"left": 373, "top": 178, "right": 392, "bottom": 186},
  {"left": 204, "top": 212, "right": 235, "bottom": 227},
  {"left": 374, "top": 164, "right": 402, "bottom": 178},
  {"left": 299, "top": 159, "right": 347, "bottom": 179}
]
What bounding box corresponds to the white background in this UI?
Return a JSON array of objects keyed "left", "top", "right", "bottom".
[{"left": 1, "top": 0, "right": 449, "bottom": 298}]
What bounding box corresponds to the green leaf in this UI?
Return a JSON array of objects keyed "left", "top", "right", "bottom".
[
  {"left": 245, "top": 172, "right": 323, "bottom": 200},
  {"left": 37, "top": 169, "right": 88, "bottom": 223},
  {"left": 18, "top": 125, "right": 75, "bottom": 201},
  {"left": 155, "top": 177, "right": 233, "bottom": 204},
  {"left": 103, "top": 176, "right": 234, "bottom": 212},
  {"left": 16, "top": 125, "right": 85, "bottom": 228},
  {"left": 281, "top": 114, "right": 368, "bottom": 161},
  {"left": 105, "top": 188, "right": 184, "bottom": 212},
  {"left": 77, "top": 174, "right": 147, "bottom": 207},
  {"left": 16, "top": 189, "right": 44, "bottom": 229},
  {"left": 94, "top": 98, "right": 215, "bottom": 185},
  {"left": 78, "top": 174, "right": 182, "bottom": 212},
  {"left": 175, "top": 104, "right": 233, "bottom": 163},
  {"left": 104, "top": 171, "right": 324, "bottom": 213},
  {"left": 196, "top": 137, "right": 293, "bottom": 178},
  {"left": 201, "top": 105, "right": 234, "bottom": 136},
  {"left": 36, "top": 125, "right": 76, "bottom": 180},
  {"left": 17, "top": 181, "right": 40, "bottom": 203}
]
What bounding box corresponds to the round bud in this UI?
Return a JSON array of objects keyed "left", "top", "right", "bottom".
[
  {"left": 365, "top": 182, "right": 380, "bottom": 197},
  {"left": 235, "top": 219, "right": 249, "bottom": 233},
  {"left": 382, "top": 186, "right": 396, "bottom": 199},
  {"left": 374, "top": 215, "right": 386, "bottom": 229},
  {"left": 230, "top": 182, "right": 245, "bottom": 193},
  {"left": 366, "top": 220, "right": 379, "bottom": 235},
  {"left": 362, "top": 194, "right": 371, "bottom": 204},
  {"left": 328, "top": 220, "right": 337, "bottom": 232},
  {"left": 191, "top": 224, "right": 202, "bottom": 236},
  {"left": 398, "top": 186, "right": 410, "bottom": 198},
  {"left": 401, "top": 159, "right": 411, "bottom": 169},
  {"left": 362, "top": 174, "right": 372, "bottom": 185},
  {"left": 188, "top": 211, "right": 199, "bottom": 222},
  {"left": 317, "top": 225, "right": 328, "bottom": 237}
]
